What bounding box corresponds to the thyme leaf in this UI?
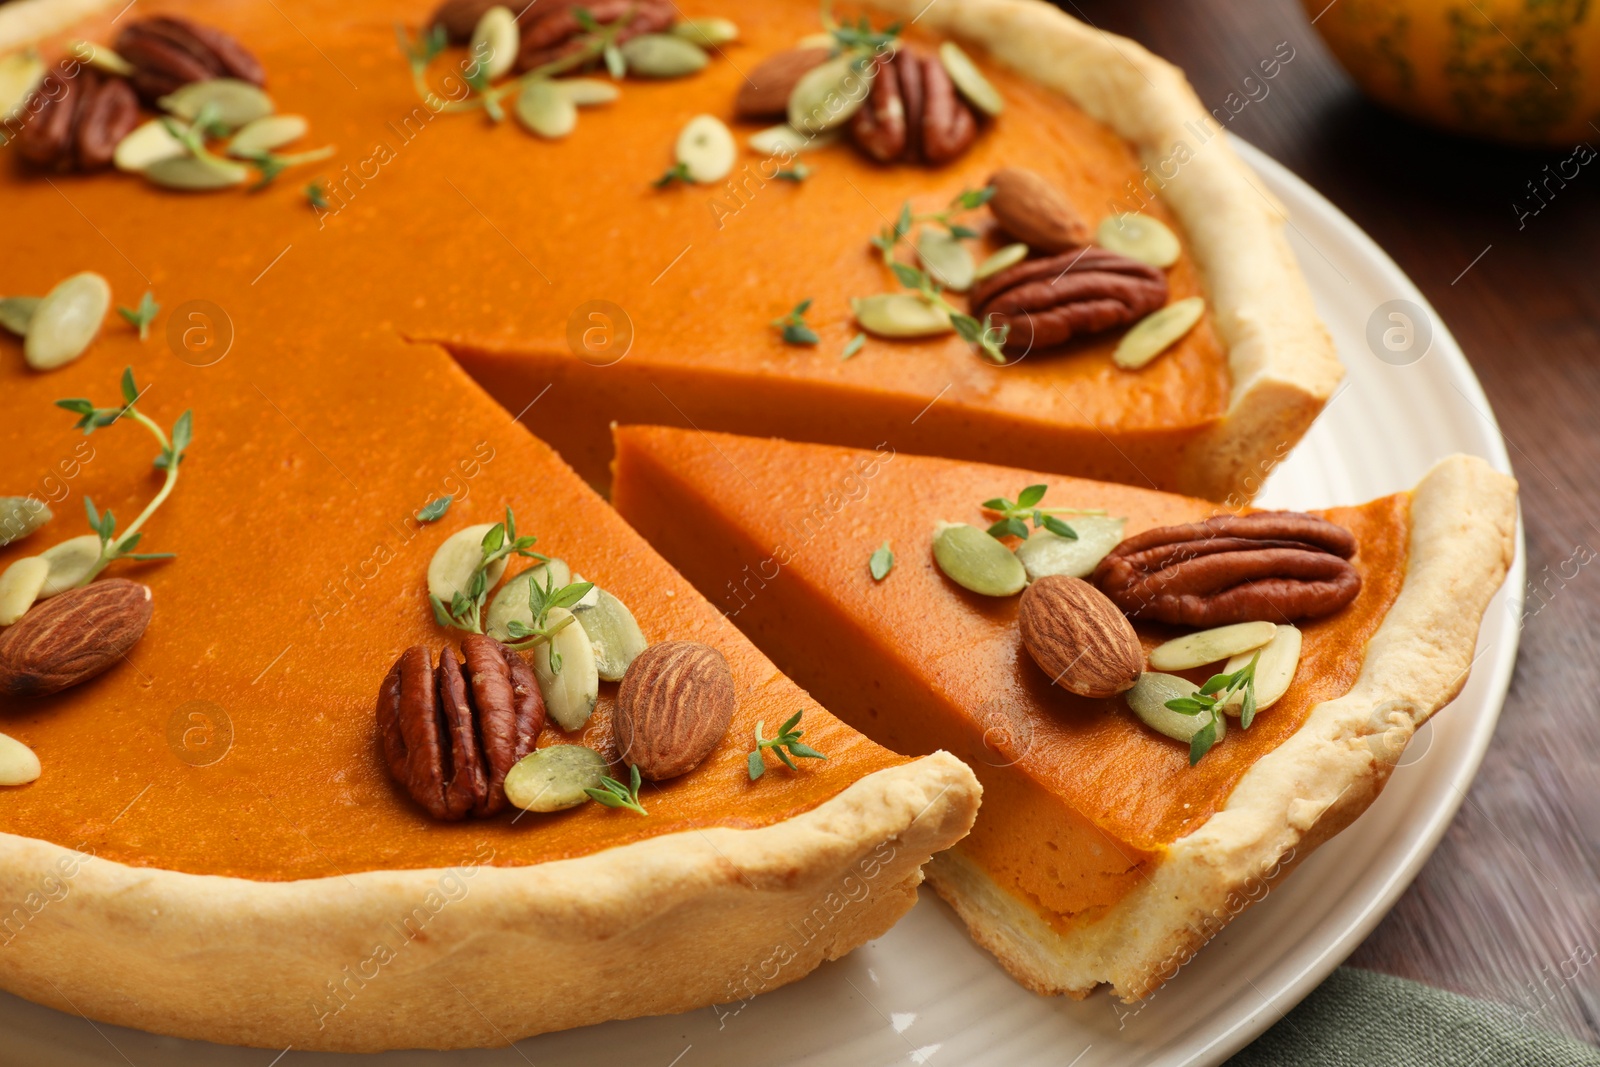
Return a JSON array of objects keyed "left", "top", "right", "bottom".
[
  {"left": 748, "top": 710, "right": 829, "bottom": 780},
  {"left": 585, "top": 764, "right": 647, "bottom": 815}
]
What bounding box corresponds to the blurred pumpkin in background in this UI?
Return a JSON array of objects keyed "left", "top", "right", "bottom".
[{"left": 1303, "top": 0, "right": 1600, "bottom": 146}]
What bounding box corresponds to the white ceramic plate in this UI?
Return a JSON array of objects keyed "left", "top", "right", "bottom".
[{"left": 0, "top": 139, "right": 1523, "bottom": 1067}]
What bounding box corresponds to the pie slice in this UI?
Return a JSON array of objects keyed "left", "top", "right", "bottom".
[
  {"left": 0, "top": 338, "right": 979, "bottom": 1052},
  {"left": 611, "top": 426, "right": 1517, "bottom": 998}
]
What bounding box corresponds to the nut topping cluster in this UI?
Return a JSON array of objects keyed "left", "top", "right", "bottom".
[
  {"left": 1092, "top": 512, "right": 1362, "bottom": 627},
  {"left": 849, "top": 48, "right": 977, "bottom": 165},
  {"left": 378, "top": 636, "right": 544, "bottom": 820}
]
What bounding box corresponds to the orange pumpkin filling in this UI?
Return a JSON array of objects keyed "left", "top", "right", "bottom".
[
  {"left": 611, "top": 427, "right": 1410, "bottom": 927},
  {"left": 2, "top": 0, "right": 1242, "bottom": 881}
]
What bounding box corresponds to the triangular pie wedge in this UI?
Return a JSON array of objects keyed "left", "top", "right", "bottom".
[
  {"left": 611, "top": 426, "right": 1518, "bottom": 999},
  {"left": 0, "top": 339, "right": 979, "bottom": 1052}
]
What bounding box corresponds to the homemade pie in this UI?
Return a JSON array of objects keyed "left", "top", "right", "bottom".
[
  {"left": 0, "top": 0, "right": 1480, "bottom": 1052},
  {"left": 611, "top": 426, "right": 1518, "bottom": 998}
]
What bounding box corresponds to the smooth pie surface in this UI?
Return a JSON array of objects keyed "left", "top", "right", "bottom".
[{"left": 612, "top": 426, "right": 1409, "bottom": 928}]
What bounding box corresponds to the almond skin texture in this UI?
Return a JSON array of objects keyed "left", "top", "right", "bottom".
[
  {"left": 1018, "top": 575, "right": 1142, "bottom": 699},
  {"left": 614, "top": 640, "right": 736, "bottom": 781},
  {"left": 0, "top": 579, "right": 153, "bottom": 697},
  {"left": 987, "top": 166, "right": 1092, "bottom": 253},
  {"left": 736, "top": 47, "right": 830, "bottom": 119}
]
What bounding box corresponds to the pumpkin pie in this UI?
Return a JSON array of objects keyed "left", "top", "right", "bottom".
[{"left": 610, "top": 426, "right": 1518, "bottom": 998}]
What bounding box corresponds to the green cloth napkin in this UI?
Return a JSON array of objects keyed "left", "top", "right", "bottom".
[{"left": 1228, "top": 967, "right": 1600, "bottom": 1067}]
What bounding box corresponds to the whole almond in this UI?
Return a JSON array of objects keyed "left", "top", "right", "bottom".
[
  {"left": 988, "top": 166, "right": 1091, "bottom": 253},
  {"left": 736, "top": 47, "right": 830, "bottom": 119},
  {"left": 0, "top": 579, "right": 153, "bottom": 697},
  {"left": 1019, "top": 575, "right": 1142, "bottom": 699},
  {"left": 614, "top": 640, "right": 736, "bottom": 781}
]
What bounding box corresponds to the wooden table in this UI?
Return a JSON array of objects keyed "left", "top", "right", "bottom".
[{"left": 1070, "top": 0, "right": 1600, "bottom": 1045}]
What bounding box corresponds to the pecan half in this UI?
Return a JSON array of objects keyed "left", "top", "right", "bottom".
[
  {"left": 13, "top": 64, "right": 138, "bottom": 173},
  {"left": 115, "top": 15, "right": 264, "bottom": 104},
  {"left": 514, "top": 0, "right": 674, "bottom": 74},
  {"left": 1091, "top": 512, "right": 1362, "bottom": 627},
  {"left": 968, "top": 248, "right": 1168, "bottom": 353},
  {"left": 850, "top": 48, "right": 977, "bottom": 165},
  {"left": 377, "top": 636, "right": 544, "bottom": 820}
]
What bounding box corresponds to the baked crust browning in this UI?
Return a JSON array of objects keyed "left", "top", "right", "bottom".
[{"left": 0, "top": 754, "right": 979, "bottom": 1052}]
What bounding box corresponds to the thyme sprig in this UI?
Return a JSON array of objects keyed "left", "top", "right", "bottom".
[
  {"left": 747, "top": 710, "right": 828, "bottom": 780},
  {"left": 870, "top": 188, "right": 1008, "bottom": 363},
  {"left": 772, "top": 299, "right": 820, "bottom": 345},
  {"left": 428, "top": 507, "right": 548, "bottom": 634},
  {"left": 503, "top": 570, "right": 594, "bottom": 670},
  {"left": 819, "top": 2, "right": 902, "bottom": 52},
  {"left": 1165, "top": 651, "right": 1261, "bottom": 764},
  {"left": 980, "top": 484, "right": 1105, "bottom": 541},
  {"left": 117, "top": 291, "right": 159, "bottom": 341},
  {"left": 54, "top": 367, "right": 192, "bottom": 585},
  {"left": 585, "top": 764, "right": 647, "bottom": 815}
]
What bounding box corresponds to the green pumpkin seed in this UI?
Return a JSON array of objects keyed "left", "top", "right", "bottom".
[
  {"left": 672, "top": 17, "right": 739, "bottom": 47},
  {"left": 619, "top": 33, "right": 709, "bottom": 78},
  {"left": 0, "top": 50, "right": 44, "bottom": 123},
  {"left": 788, "top": 53, "right": 874, "bottom": 134},
  {"left": 158, "top": 78, "right": 274, "bottom": 132},
  {"left": 533, "top": 608, "right": 599, "bottom": 730},
  {"left": 0, "top": 497, "right": 51, "bottom": 547},
  {"left": 560, "top": 78, "right": 621, "bottom": 105},
  {"left": 1097, "top": 212, "right": 1181, "bottom": 268},
  {"left": 932, "top": 522, "right": 1027, "bottom": 597},
  {"left": 227, "top": 114, "right": 308, "bottom": 157},
  {"left": 470, "top": 6, "right": 519, "bottom": 81},
  {"left": 70, "top": 40, "right": 134, "bottom": 77},
  {"left": 851, "top": 293, "right": 953, "bottom": 338},
  {"left": 938, "top": 41, "right": 1003, "bottom": 117},
  {"left": 675, "top": 113, "right": 735, "bottom": 183},
  {"left": 38, "top": 534, "right": 102, "bottom": 597},
  {"left": 427, "top": 523, "right": 508, "bottom": 607},
  {"left": 24, "top": 272, "right": 110, "bottom": 371},
  {"left": 0, "top": 557, "right": 49, "bottom": 626},
  {"left": 515, "top": 79, "right": 577, "bottom": 139},
  {"left": 1149, "top": 621, "right": 1276, "bottom": 672},
  {"left": 1221, "top": 625, "right": 1301, "bottom": 715},
  {"left": 1114, "top": 296, "right": 1205, "bottom": 370},
  {"left": 0, "top": 296, "right": 40, "bottom": 336},
  {"left": 974, "top": 242, "right": 1028, "bottom": 281},
  {"left": 916, "top": 229, "right": 975, "bottom": 293},
  {"left": 1013, "top": 515, "right": 1126, "bottom": 582},
  {"left": 143, "top": 153, "right": 250, "bottom": 191},
  {"left": 504, "top": 745, "right": 608, "bottom": 812},
  {"left": 746, "top": 123, "right": 836, "bottom": 156},
  {"left": 1126, "top": 672, "right": 1224, "bottom": 744},
  {"left": 0, "top": 732, "right": 41, "bottom": 787},
  {"left": 114, "top": 118, "right": 189, "bottom": 172},
  {"left": 486, "top": 558, "right": 572, "bottom": 640},
  {"left": 573, "top": 586, "right": 648, "bottom": 681}
]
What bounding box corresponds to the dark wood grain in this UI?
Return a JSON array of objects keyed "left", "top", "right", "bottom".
[{"left": 1069, "top": 0, "right": 1600, "bottom": 1045}]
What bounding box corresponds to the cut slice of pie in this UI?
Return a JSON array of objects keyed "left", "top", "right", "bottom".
[{"left": 611, "top": 426, "right": 1518, "bottom": 999}]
